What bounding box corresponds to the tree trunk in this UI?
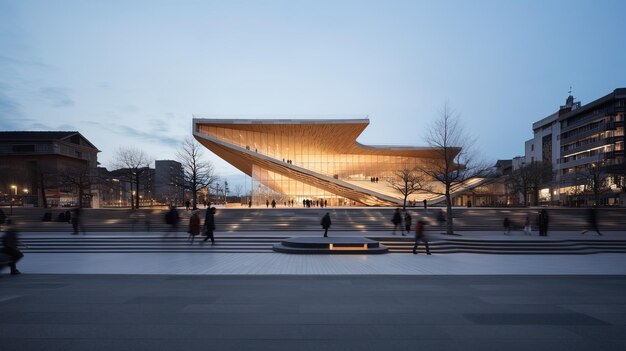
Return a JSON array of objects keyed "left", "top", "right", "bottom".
[
  {"left": 135, "top": 173, "right": 140, "bottom": 209},
  {"left": 192, "top": 180, "right": 198, "bottom": 210},
  {"left": 130, "top": 181, "right": 135, "bottom": 209},
  {"left": 39, "top": 172, "right": 48, "bottom": 208},
  {"left": 402, "top": 194, "right": 407, "bottom": 210},
  {"left": 445, "top": 185, "right": 454, "bottom": 235}
]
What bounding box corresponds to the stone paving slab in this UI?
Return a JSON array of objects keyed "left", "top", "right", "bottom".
[
  {"left": 1, "top": 275, "right": 626, "bottom": 351},
  {"left": 9, "top": 252, "right": 626, "bottom": 275}
]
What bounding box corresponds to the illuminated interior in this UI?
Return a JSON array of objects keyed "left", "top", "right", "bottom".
[{"left": 193, "top": 118, "right": 450, "bottom": 206}]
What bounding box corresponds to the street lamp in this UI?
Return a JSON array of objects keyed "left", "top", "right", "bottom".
[{"left": 10, "top": 185, "right": 17, "bottom": 195}]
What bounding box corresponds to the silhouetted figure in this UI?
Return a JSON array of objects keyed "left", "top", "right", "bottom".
[
  {"left": 321, "top": 212, "right": 331, "bottom": 237},
  {"left": 403, "top": 212, "right": 412, "bottom": 237},
  {"left": 248, "top": 200, "right": 252, "bottom": 208},
  {"left": 2, "top": 219, "right": 27, "bottom": 275},
  {"left": 423, "top": 199, "right": 427, "bottom": 209},
  {"left": 164, "top": 206, "right": 180, "bottom": 238},
  {"left": 271, "top": 199, "right": 276, "bottom": 208},
  {"left": 412, "top": 220, "right": 431, "bottom": 255},
  {"left": 523, "top": 216, "right": 532, "bottom": 235},
  {"left": 144, "top": 211, "right": 152, "bottom": 232},
  {"left": 0, "top": 209, "right": 5, "bottom": 230},
  {"left": 538, "top": 209, "right": 549, "bottom": 236},
  {"left": 188, "top": 210, "right": 201, "bottom": 244},
  {"left": 266, "top": 200, "right": 269, "bottom": 208},
  {"left": 185, "top": 200, "right": 191, "bottom": 211},
  {"left": 324, "top": 200, "right": 327, "bottom": 207},
  {"left": 65, "top": 210, "right": 71, "bottom": 223},
  {"left": 391, "top": 208, "right": 402, "bottom": 235},
  {"left": 581, "top": 207, "right": 602, "bottom": 236},
  {"left": 437, "top": 210, "right": 446, "bottom": 223},
  {"left": 71, "top": 208, "right": 86, "bottom": 235},
  {"left": 503, "top": 217, "right": 511, "bottom": 235},
  {"left": 203, "top": 207, "right": 216, "bottom": 244}
]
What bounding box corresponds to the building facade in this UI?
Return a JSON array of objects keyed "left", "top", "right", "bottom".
[
  {"left": 523, "top": 88, "right": 625, "bottom": 206},
  {"left": 557, "top": 88, "right": 625, "bottom": 205},
  {"left": 154, "top": 160, "right": 184, "bottom": 205},
  {"left": 193, "top": 118, "right": 453, "bottom": 206},
  {"left": 0, "top": 131, "right": 100, "bottom": 208}
]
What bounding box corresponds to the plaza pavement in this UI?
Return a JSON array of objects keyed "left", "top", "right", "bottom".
[{"left": 3, "top": 230, "right": 626, "bottom": 351}]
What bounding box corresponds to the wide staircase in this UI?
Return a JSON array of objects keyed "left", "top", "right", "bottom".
[{"left": 6, "top": 207, "right": 626, "bottom": 255}]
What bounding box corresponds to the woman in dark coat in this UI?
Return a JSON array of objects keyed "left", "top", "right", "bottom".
[{"left": 188, "top": 211, "right": 201, "bottom": 244}]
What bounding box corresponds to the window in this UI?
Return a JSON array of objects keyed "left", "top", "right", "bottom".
[{"left": 12, "top": 144, "right": 35, "bottom": 152}]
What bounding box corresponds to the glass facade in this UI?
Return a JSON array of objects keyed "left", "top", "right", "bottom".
[{"left": 194, "top": 119, "right": 438, "bottom": 206}]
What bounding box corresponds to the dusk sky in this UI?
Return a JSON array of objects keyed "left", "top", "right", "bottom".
[{"left": 1, "top": 0, "right": 625, "bottom": 185}]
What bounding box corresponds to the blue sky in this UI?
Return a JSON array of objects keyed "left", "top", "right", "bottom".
[{"left": 1, "top": 0, "right": 625, "bottom": 184}]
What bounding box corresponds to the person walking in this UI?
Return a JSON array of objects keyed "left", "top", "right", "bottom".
[
  {"left": 0, "top": 209, "right": 5, "bottom": 230},
  {"left": 523, "top": 216, "right": 532, "bottom": 235},
  {"left": 391, "top": 208, "right": 402, "bottom": 235},
  {"left": 1, "top": 219, "right": 27, "bottom": 275},
  {"left": 403, "top": 212, "right": 412, "bottom": 237},
  {"left": 581, "top": 207, "right": 602, "bottom": 236},
  {"left": 203, "top": 207, "right": 216, "bottom": 244},
  {"left": 188, "top": 210, "right": 201, "bottom": 244},
  {"left": 71, "top": 207, "right": 86, "bottom": 235},
  {"left": 412, "top": 219, "right": 431, "bottom": 255},
  {"left": 503, "top": 217, "right": 511, "bottom": 235},
  {"left": 538, "top": 209, "right": 549, "bottom": 236},
  {"left": 163, "top": 205, "right": 180, "bottom": 238},
  {"left": 321, "top": 212, "right": 331, "bottom": 238}
]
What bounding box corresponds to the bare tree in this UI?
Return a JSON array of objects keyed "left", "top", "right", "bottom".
[
  {"left": 580, "top": 162, "right": 609, "bottom": 206},
  {"left": 387, "top": 166, "right": 428, "bottom": 210},
  {"left": 177, "top": 138, "right": 217, "bottom": 210},
  {"left": 58, "top": 166, "right": 100, "bottom": 208},
  {"left": 509, "top": 161, "right": 552, "bottom": 206},
  {"left": 417, "top": 105, "right": 490, "bottom": 235},
  {"left": 112, "top": 147, "right": 152, "bottom": 209}
]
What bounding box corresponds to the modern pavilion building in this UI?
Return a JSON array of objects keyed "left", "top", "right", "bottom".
[{"left": 193, "top": 117, "right": 460, "bottom": 207}]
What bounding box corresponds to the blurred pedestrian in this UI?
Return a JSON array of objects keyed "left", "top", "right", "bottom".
[
  {"left": 185, "top": 200, "right": 191, "bottom": 211},
  {"left": 164, "top": 205, "right": 180, "bottom": 238},
  {"left": 71, "top": 208, "right": 86, "bottom": 235},
  {"left": 391, "top": 208, "right": 402, "bottom": 235},
  {"left": 203, "top": 207, "right": 216, "bottom": 244},
  {"left": 538, "top": 209, "right": 549, "bottom": 236},
  {"left": 423, "top": 199, "right": 427, "bottom": 209},
  {"left": 321, "top": 212, "right": 331, "bottom": 237},
  {"left": 581, "top": 207, "right": 602, "bottom": 236},
  {"left": 412, "top": 219, "right": 431, "bottom": 255},
  {"left": 1, "top": 219, "right": 28, "bottom": 275},
  {"left": 403, "top": 212, "right": 412, "bottom": 237},
  {"left": 0, "top": 209, "right": 5, "bottom": 230},
  {"left": 523, "top": 216, "right": 532, "bottom": 235},
  {"left": 188, "top": 210, "right": 201, "bottom": 244},
  {"left": 503, "top": 217, "right": 511, "bottom": 235}
]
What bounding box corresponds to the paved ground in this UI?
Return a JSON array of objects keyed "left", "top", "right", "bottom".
[
  {"left": 1, "top": 274, "right": 625, "bottom": 351},
  {"left": 3, "top": 229, "right": 626, "bottom": 350}
]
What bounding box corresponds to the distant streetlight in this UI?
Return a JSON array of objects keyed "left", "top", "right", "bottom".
[{"left": 10, "top": 185, "right": 17, "bottom": 195}]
